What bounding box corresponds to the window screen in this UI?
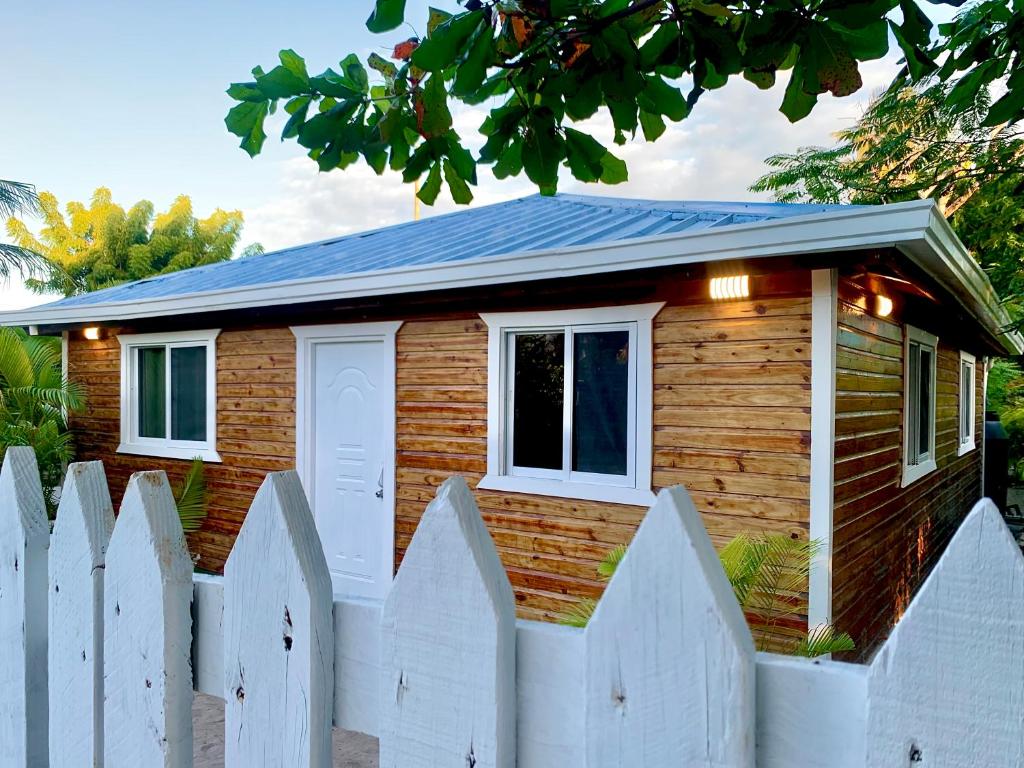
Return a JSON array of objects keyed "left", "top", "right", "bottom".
[
  {"left": 511, "top": 332, "right": 564, "bottom": 470},
  {"left": 171, "top": 346, "right": 207, "bottom": 442},
  {"left": 572, "top": 330, "right": 629, "bottom": 476}
]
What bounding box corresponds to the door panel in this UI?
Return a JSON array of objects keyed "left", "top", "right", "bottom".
[{"left": 311, "top": 339, "right": 391, "bottom": 598}]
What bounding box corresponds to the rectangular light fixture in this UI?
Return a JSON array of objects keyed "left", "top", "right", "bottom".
[
  {"left": 83, "top": 327, "right": 101, "bottom": 340},
  {"left": 709, "top": 275, "right": 750, "bottom": 301}
]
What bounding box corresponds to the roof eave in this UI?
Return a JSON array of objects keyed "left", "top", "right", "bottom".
[{"left": 0, "top": 200, "right": 938, "bottom": 328}]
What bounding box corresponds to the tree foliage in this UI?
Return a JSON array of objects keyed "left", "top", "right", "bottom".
[
  {"left": 0, "top": 178, "right": 48, "bottom": 280},
  {"left": 0, "top": 328, "right": 85, "bottom": 518},
  {"left": 5, "top": 188, "right": 253, "bottom": 297},
  {"left": 752, "top": 79, "right": 1024, "bottom": 307},
  {"left": 225, "top": 0, "right": 933, "bottom": 205}
]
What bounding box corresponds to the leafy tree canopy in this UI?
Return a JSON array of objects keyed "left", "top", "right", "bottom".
[
  {"left": 5, "top": 188, "right": 255, "bottom": 297},
  {"left": 751, "top": 79, "right": 1024, "bottom": 308},
  {"left": 226, "top": 0, "right": 950, "bottom": 206}
]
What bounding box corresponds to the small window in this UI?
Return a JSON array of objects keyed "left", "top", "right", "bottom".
[
  {"left": 958, "top": 351, "right": 977, "bottom": 456},
  {"left": 118, "top": 330, "right": 220, "bottom": 462},
  {"left": 902, "top": 325, "right": 938, "bottom": 487},
  {"left": 480, "top": 304, "right": 661, "bottom": 505}
]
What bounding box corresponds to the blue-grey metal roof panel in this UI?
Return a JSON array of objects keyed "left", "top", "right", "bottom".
[{"left": 41, "top": 193, "right": 850, "bottom": 311}]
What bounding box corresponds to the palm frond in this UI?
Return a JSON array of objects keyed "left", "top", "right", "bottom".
[
  {"left": 597, "top": 544, "right": 627, "bottom": 580},
  {"left": 0, "top": 179, "right": 39, "bottom": 219},
  {"left": 173, "top": 457, "right": 208, "bottom": 533},
  {"left": 558, "top": 598, "right": 597, "bottom": 628},
  {"left": 794, "top": 624, "right": 856, "bottom": 658}
]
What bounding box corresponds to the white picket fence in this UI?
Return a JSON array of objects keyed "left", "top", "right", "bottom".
[{"left": 1, "top": 445, "right": 1023, "bottom": 767}]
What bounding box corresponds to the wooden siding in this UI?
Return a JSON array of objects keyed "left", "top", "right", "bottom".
[
  {"left": 832, "top": 281, "right": 984, "bottom": 660},
  {"left": 68, "top": 328, "right": 296, "bottom": 572},
  {"left": 65, "top": 277, "right": 813, "bottom": 632},
  {"left": 394, "top": 294, "right": 812, "bottom": 628}
]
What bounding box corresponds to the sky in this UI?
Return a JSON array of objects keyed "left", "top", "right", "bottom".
[{"left": 0, "top": 1, "right": 953, "bottom": 311}]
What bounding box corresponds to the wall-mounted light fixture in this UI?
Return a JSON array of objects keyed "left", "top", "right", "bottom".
[
  {"left": 709, "top": 275, "right": 750, "bottom": 301},
  {"left": 875, "top": 295, "right": 894, "bottom": 318},
  {"left": 83, "top": 327, "right": 102, "bottom": 341}
]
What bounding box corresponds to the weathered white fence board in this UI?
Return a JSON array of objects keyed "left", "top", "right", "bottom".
[
  {"left": 865, "top": 498, "right": 1024, "bottom": 766},
  {"left": 48, "top": 461, "right": 114, "bottom": 768},
  {"left": 584, "top": 486, "right": 756, "bottom": 767},
  {"left": 333, "top": 597, "right": 381, "bottom": 737},
  {"left": 379, "top": 476, "right": 517, "bottom": 768},
  {"left": 0, "top": 447, "right": 50, "bottom": 768},
  {"left": 223, "top": 471, "right": 334, "bottom": 768},
  {"left": 104, "top": 472, "right": 193, "bottom": 768}
]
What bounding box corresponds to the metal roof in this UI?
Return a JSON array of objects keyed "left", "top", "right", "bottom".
[{"left": 38, "top": 193, "right": 849, "bottom": 311}]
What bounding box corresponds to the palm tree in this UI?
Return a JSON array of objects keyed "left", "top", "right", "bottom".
[
  {"left": 0, "top": 179, "right": 48, "bottom": 278},
  {"left": 0, "top": 327, "right": 85, "bottom": 516}
]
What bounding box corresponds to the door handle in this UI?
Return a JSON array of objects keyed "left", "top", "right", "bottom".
[{"left": 376, "top": 465, "right": 384, "bottom": 499}]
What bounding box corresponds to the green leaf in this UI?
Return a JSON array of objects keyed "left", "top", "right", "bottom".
[
  {"left": 493, "top": 141, "right": 523, "bottom": 179},
  {"left": 279, "top": 49, "right": 309, "bottom": 85},
  {"left": 417, "top": 74, "right": 453, "bottom": 138},
  {"left": 454, "top": 26, "right": 496, "bottom": 97},
  {"left": 835, "top": 19, "right": 889, "bottom": 61},
  {"left": 743, "top": 69, "right": 776, "bottom": 90},
  {"left": 564, "top": 127, "right": 605, "bottom": 182},
  {"left": 281, "top": 97, "right": 311, "bottom": 139},
  {"left": 599, "top": 150, "right": 628, "bottom": 184},
  {"left": 638, "top": 109, "right": 666, "bottom": 141},
  {"left": 403, "top": 142, "right": 435, "bottom": 181},
  {"left": 522, "top": 121, "right": 564, "bottom": 189},
  {"left": 225, "top": 100, "right": 269, "bottom": 156},
  {"left": 445, "top": 133, "right": 477, "bottom": 183},
  {"left": 368, "top": 52, "right": 398, "bottom": 82},
  {"left": 255, "top": 65, "right": 308, "bottom": 99},
  {"left": 641, "top": 76, "right": 688, "bottom": 121},
  {"left": 173, "top": 458, "right": 208, "bottom": 534},
  {"left": 824, "top": 0, "right": 897, "bottom": 29},
  {"left": 363, "top": 145, "right": 389, "bottom": 175},
  {"left": 418, "top": 161, "right": 443, "bottom": 204},
  {"left": 443, "top": 159, "right": 474, "bottom": 204},
  {"left": 983, "top": 83, "right": 1024, "bottom": 126},
  {"left": 367, "top": 0, "right": 407, "bottom": 33},
  {"left": 897, "top": 0, "right": 932, "bottom": 47},
  {"left": 780, "top": 65, "right": 818, "bottom": 122},
  {"left": 412, "top": 11, "right": 484, "bottom": 72},
  {"left": 639, "top": 22, "right": 680, "bottom": 69},
  {"left": 309, "top": 70, "right": 362, "bottom": 98},
  {"left": 565, "top": 75, "right": 603, "bottom": 120},
  {"left": 226, "top": 82, "right": 265, "bottom": 102},
  {"left": 340, "top": 54, "right": 370, "bottom": 94},
  {"left": 889, "top": 21, "right": 937, "bottom": 80},
  {"left": 804, "top": 25, "right": 862, "bottom": 97},
  {"left": 427, "top": 6, "right": 452, "bottom": 35}
]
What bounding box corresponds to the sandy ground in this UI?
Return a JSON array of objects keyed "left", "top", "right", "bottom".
[{"left": 193, "top": 692, "right": 379, "bottom": 767}]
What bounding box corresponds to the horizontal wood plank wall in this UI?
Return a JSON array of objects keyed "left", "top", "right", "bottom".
[
  {"left": 832, "top": 280, "right": 983, "bottom": 660},
  {"left": 68, "top": 328, "right": 296, "bottom": 571},
  {"left": 395, "top": 293, "right": 812, "bottom": 627}
]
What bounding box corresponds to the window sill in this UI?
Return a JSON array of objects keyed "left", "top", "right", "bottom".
[
  {"left": 478, "top": 474, "right": 656, "bottom": 506},
  {"left": 117, "top": 442, "right": 222, "bottom": 463},
  {"left": 957, "top": 439, "right": 977, "bottom": 457},
  {"left": 900, "top": 459, "right": 937, "bottom": 488}
]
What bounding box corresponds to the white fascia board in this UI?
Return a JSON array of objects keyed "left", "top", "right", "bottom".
[
  {"left": 901, "top": 207, "right": 1023, "bottom": 355},
  {"left": 0, "top": 199, "right": 949, "bottom": 329}
]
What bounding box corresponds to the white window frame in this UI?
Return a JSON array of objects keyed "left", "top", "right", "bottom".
[
  {"left": 117, "top": 329, "right": 221, "bottom": 462},
  {"left": 901, "top": 325, "right": 938, "bottom": 487},
  {"left": 480, "top": 303, "right": 663, "bottom": 506},
  {"left": 958, "top": 350, "right": 977, "bottom": 456}
]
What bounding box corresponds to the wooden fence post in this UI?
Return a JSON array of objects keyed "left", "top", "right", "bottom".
[
  {"left": 866, "top": 498, "right": 1024, "bottom": 766},
  {"left": 379, "top": 476, "right": 516, "bottom": 768},
  {"left": 103, "top": 472, "right": 193, "bottom": 768},
  {"left": 584, "top": 486, "right": 756, "bottom": 767},
  {"left": 0, "top": 447, "right": 50, "bottom": 768},
  {"left": 223, "top": 471, "right": 334, "bottom": 768},
  {"left": 48, "top": 461, "right": 114, "bottom": 768}
]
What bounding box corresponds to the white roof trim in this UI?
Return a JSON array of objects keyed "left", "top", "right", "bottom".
[{"left": 2, "top": 198, "right": 1018, "bottom": 353}]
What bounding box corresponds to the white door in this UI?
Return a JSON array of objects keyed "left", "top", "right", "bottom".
[{"left": 296, "top": 323, "right": 399, "bottom": 600}]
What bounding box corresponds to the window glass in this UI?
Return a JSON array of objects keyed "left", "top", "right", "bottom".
[
  {"left": 137, "top": 346, "right": 166, "bottom": 439},
  {"left": 171, "top": 346, "right": 207, "bottom": 442},
  {"left": 512, "top": 332, "right": 564, "bottom": 470},
  {"left": 918, "top": 346, "right": 932, "bottom": 458},
  {"left": 572, "top": 330, "right": 629, "bottom": 475}
]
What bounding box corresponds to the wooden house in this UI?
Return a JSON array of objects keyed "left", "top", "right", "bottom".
[{"left": 3, "top": 194, "right": 1018, "bottom": 658}]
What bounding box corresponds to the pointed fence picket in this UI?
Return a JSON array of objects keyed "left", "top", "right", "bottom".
[
  {"left": 2, "top": 448, "right": 1024, "bottom": 768},
  {"left": 379, "top": 476, "right": 517, "bottom": 768},
  {"left": 584, "top": 486, "right": 756, "bottom": 767},
  {"left": 223, "top": 471, "right": 334, "bottom": 768},
  {"left": 0, "top": 447, "right": 49, "bottom": 768},
  {"left": 48, "top": 461, "right": 114, "bottom": 768},
  {"left": 103, "top": 472, "right": 194, "bottom": 768}
]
